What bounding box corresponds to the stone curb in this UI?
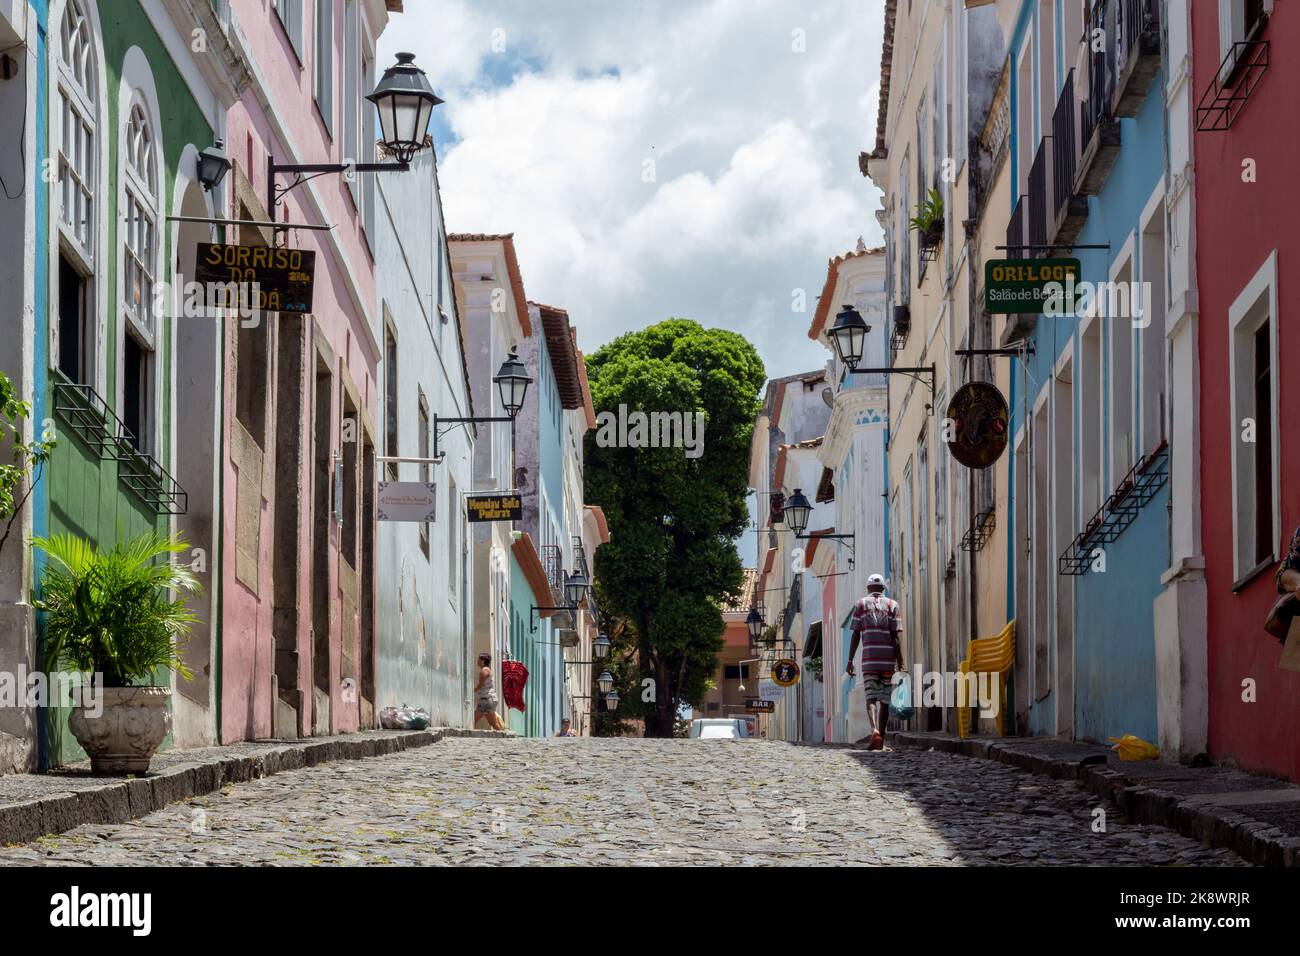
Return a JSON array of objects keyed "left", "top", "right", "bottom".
[
  {"left": 0, "top": 728, "right": 511, "bottom": 847},
  {"left": 887, "top": 731, "right": 1300, "bottom": 867}
]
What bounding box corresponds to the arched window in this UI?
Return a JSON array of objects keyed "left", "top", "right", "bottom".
[
  {"left": 55, "top": 0, "right": 100, "bottom": 385},
  {"left": 122, "top": 102, "right": 157, "bottom": 333},
  {"left": 119, "top": 92, "right": 161, "bottom": 456},
  {"left": 57, "top": 0, "right": 96, "bottom": 254}
]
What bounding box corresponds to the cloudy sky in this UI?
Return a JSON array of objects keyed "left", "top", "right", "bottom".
[{"left": 379, "top": 0, "right": 886, "bottom": 381}]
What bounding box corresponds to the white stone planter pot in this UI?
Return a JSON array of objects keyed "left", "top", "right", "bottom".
[{"left": 68, "top": 685, "right": 172, "bottom": 774}]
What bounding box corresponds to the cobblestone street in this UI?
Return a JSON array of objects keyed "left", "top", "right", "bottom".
[{"left": 0, "top": 738, "right": 1248, "bottom": 866}]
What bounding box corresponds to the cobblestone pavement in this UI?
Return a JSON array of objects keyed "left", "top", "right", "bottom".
[{"left": 0, "top": 738, "right": 1248, "bottom": 866}]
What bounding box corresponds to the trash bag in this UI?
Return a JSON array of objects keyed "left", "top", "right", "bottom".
[
  {"left": 379, "top": 704, "right": 432, "bottom": 731},
  {"left": 890, "top": 672, "right": 914, "bottom": 720},
  {"left": 1108, "top": 734, "right": 1159, "bottom": 761}
]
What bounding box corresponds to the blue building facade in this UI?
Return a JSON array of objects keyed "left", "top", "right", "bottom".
[{"left": 1004, "top": 0, "right": 1170, "bottom": 743}]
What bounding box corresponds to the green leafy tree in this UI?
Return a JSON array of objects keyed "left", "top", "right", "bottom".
[{"left": 585, "top": 319, "right": 765, "bottom": 736}]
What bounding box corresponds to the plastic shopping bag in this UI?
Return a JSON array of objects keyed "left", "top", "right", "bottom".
[
  {"left": 890, "top": 672, "right": 914, "bottom": 720},
  {"left": 1108, "top": 734, "right": 1159, "bottom": 761}
]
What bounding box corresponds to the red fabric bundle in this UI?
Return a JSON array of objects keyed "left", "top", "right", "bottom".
[{"left": 501, "top": 660, "right": 529, "bottom": 712}]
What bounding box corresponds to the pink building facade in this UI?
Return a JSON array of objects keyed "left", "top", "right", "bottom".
[{"left": 219, "top": 0, "right": 393, "bottom": 741}]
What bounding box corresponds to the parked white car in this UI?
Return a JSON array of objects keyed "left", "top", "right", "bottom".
[{"left": 689, "top": 718, "right": 754, "bottom": 740}]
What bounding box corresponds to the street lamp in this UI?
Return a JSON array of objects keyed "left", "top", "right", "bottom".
[
  {"left": 365, "top": 52, "right": 444, "bottom": 163},
  {"left": 428, "top": 349, "right": 533, "bottom": 461},
  {"left": 597, "top": 670, "right": 614, "bottom": 695},
  {"left": 604, "top": 690, "right": 620, "bottom": 712},
  {"left": 494, "top": 347, "right": 531, "bottom": 418},
  {"left": 267, "top": 52, "right": 439, "bottom": 235},
  {"left": 828, "top": 304, "right": 869, "bottom": 369},
  {"left": 197, "top": 139, "right": 231, "bottom": 192},
  {"left": 592, "top": 633, "right": 611, "bottom": 660},
  {"left": 783, "top": 488, "right": 813, "bottom": 537},
  {"left": 565, "top": 567, "right": 590, "bottom": 607}
]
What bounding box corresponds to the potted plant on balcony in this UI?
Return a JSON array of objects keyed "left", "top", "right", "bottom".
[
  {"left": 909, "top": 188, "right": 945, "bottom": 261},
  {"left": 33, "top": 530, "right": 199, "bottom": 774}
]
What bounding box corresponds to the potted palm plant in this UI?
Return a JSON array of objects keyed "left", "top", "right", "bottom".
[
  {"left": 909, "top": 188, "right": 945, "bottom": 262},
  {"left": 33, "top": 530, "right": 198, "bottom": 774}
]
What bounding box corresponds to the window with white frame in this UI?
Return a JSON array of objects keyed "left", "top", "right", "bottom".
[
  {"left": 274, "top": 0, "right": 305, "bottom": 62},
  {"left": 56, "top": 0, "right": 98, "bottom": 385},
  {"left": 1139, "top": 198, "right": 1167, "bottom": 453},
  {"left": 1108, "top": 254, "right": 1136, "bottom": 486},
  {"left": 448, "top": 475, "right": 458, "bottom": 602},
  {"left": 1079, "top": 316, "right": 1102, "bottom": 519},
  {"left": 1229, "top": 251, "right": 1279, "bottom": 581},
  {"left": 343, "top": 0, "right": 360, "bottom": 207},
  {"left": 122, "top": 103, "right": 157, "bottom": 338},
  {"left": 1220, "top": 0, "right": 1270, "bottom": 75},
  {"left": 314, "top": 0, "right": 333, "bottom": 135},
  {"left": 418, "top": 390, "right": 430, "bottom": 556},
  {"left": 121, "top": 100, "right": 158, "bottom": 453}
]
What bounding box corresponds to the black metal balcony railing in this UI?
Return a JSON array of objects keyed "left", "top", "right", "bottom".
[
  {"left": 1027, "top": 141, "right": 1049, "bottom": 254},
  {"left": 52, "top": 375, "right": 188, "bottom": 514},
  {"left": 540, "top": 543, "right": 565, "bottom": 599},
  {"left": 1052, "top": 69, "right": 1077, "bottom": 226},
  {"left": 1083, "top": 0, "right": 1117, "bottom": 147},
  {"left": 1197, "top": 37, "right": 1271, "bottom": 132},
  {"left": 1006, "top": 195, "right": 1025, "bottom": 254}
]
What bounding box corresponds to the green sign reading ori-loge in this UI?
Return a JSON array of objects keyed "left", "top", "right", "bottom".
[{"left": 984, "top": 258, "right": 1080, "bottom": 314}]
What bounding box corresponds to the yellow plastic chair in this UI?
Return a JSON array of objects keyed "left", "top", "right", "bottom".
[{"left": 956, "top": 619, "right": 1015, "bottom": 739}]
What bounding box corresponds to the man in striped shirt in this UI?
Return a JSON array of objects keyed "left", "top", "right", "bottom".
[{"left": 845, "top": 573, "right": 904, "bottom": 750}]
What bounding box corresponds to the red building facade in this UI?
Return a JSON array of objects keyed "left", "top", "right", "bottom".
[{"left": 1193, "top": 0, "right": 1300, "bottom": 780}]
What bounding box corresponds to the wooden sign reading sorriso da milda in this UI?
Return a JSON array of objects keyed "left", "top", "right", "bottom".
[
  {"left": 984, "top": 257, "right": 1080, "bottom": 314},
  {"left": 194, "top": 242, "right": 316, "bottom": 314}
]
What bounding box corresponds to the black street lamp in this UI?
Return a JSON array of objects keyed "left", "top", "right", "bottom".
[
  {"left": 432, "top": 349, "right": 532, "bottom": 458},
  {"left": 266, "top": 52, "right": 440, "bottom": 235},
  {"left": 597, "top": 670, "right": 615, "bottom": 695},
  {"left": 783, "top": 488, "right": 813, "bottom": 537},
  {"left": 592, "top": 633, "right": 611, "bottom": 660},
  {"left": 828, "top": 304, "right": 869, "bottom": 369},
  {"left": 564, "top": 567, "right": 590, "bottom": 607},
  {"left": 494, "top": 347, "right": 531, "bottom": 418},
  {"left": 365, "top": 52, "right": 444, "bottom": 163},
  {"left": 746, "top": 608, "right": 765, "bottom": 644},
  {"left": 197, "top": 139, "right": 231, "bottom": 192},
  {"left": 604, "top": 690, "right": 620, "bottom": 712}
]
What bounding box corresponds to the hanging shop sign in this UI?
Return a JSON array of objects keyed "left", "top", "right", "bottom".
[
  {"left": 194, "top": 242, "right": 316, "bottom": 314},
  {"left": 745, "top": 699, "right": 775, "bottom": 714},
  {"left": 377, "top": 481, "right": 437, "bottom": 522},
  {"left": 771, "top": 658, "right": 801, "bottom": 688},
  {"left": 984, "top": 258, "right": 1079, "bottom": 314},
  {"left": 466, "top": 493, "right": 523, "bottom": 522},
  {"left": 758, "top": 679, "right": 784, "bottom": 702},
  {"left": 946, "top": 381, "right": 1010, "bottom": 469}
]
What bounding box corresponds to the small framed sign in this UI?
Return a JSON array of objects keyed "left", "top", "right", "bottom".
[{"left": 377, "top": 481, "right": 437, "bottom": 522}]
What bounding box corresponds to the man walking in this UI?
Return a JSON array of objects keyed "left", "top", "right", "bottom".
[{"left": 846, "top": 573, "right": 904, "bottom": 750}]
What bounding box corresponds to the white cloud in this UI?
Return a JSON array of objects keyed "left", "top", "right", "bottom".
[{"left": 380, "top": 0, "right": 886, "bottom": 380}]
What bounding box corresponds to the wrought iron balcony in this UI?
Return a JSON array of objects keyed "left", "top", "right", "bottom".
[
  {"left": 52, "top": 374, "right": 188, "bottom": 514},
  {"left": 1058, "top": 441, "right": 1169, "bottom": 575},
  {"left": 1027, "top": 141, "right": 1049, "bottom": 254},
  {"left": 1051, "top": 69, "right": 1091, "bottom": 247},
  {"left": 1006, "top": 194, "right": 1025, "bottom": 254},
  {"left": 1197, "top": 36, "right": 1270, "bottom": 132}
]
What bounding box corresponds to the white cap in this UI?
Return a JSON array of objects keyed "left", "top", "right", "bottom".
[{"left": 867, "top": 573, "right": 886, "bottom": 588}]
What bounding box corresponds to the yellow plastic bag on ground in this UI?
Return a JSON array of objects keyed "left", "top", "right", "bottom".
[{"left": 1108, "top": 734, "right": 1159, "bottom": 761}]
